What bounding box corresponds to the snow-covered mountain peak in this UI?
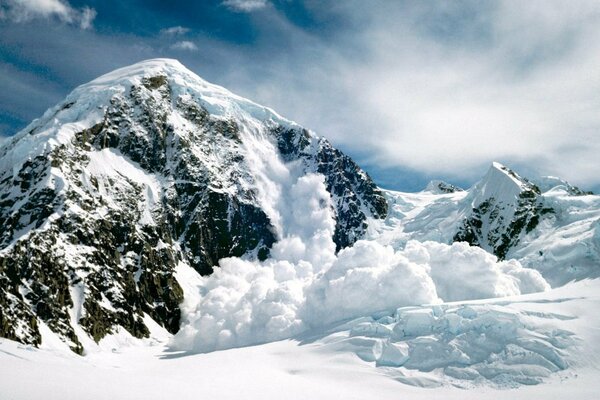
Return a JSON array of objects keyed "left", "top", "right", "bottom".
[
  {"left": 0, "top": 59, "right": 388, "bottom": 353},
  {"left": 86, "top": 58, "right": 189, "bottom": 85},
  {"left": 0, "top": 58, "right": 299, "bottom": 175},
  {"left": 449, "top": 162, "right": 547, "bottom": 260},
  {"left": 470, "top": 162, "right": 539, "bottom": 206},
  {"left": 81, "top": 58, "right": 294, "bottom": 127},
  {"left": 376, "top": 162, "right": 600, "bottom": 284}
]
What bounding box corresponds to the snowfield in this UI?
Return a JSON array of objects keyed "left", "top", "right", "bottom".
[{"left": 1, "top": 279, "right": 599, "bottom": 399}]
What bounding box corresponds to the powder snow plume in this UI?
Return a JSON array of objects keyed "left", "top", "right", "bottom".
[{"left": 171, "top": 173, "right": 549, "bottom": 353}]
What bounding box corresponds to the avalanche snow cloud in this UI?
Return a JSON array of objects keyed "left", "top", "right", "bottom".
[{"left": 172, "top": 173, "right": 548, "bottom": 353}]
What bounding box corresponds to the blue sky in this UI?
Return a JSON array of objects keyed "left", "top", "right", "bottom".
[{"left": 1, "top": 0, "right": 600, "bottom": 192}]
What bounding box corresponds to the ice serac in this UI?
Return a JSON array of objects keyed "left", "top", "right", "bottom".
[
  {"left": 454, "top": 162, "right": 550, "bottom": 259},
  {"left": 0, "top": 59, "right": 387, "bottom": 352}
]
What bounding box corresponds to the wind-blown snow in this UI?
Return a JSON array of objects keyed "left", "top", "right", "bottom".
[{"left": 172, "top": 173, "right": 548, "bottom": 353}]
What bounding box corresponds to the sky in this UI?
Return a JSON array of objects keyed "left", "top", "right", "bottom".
[{"left": 1, "top": 0, "right": 599, "bottom": 192}]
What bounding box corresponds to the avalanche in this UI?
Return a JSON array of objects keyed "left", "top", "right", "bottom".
[
  {"left": 171, "top": 173, "right": 548, "bottom": 353},
  {"left": 0, "top": 58, "right": 388, "bottom": 350}
]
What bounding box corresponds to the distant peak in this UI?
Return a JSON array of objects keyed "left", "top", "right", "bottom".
[
  {"left": 486, "top": 162, "right": 528, "bottom": 186},
  {"left": 491, "top": 161, "right": 506, "bottom": 170},
  {"left": 424, "top": 180, "right": 464, "bottom": 194},
  {"left": 535, "top": 176, "right": 593, "bottom": 196},
  {"left": 471, "top": 162, "right": 540, "bottom": 205},
  {"left": 490, "top": 161, "right": 518, "bottom": 177}
]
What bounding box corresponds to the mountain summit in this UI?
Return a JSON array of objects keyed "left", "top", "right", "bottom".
[
  {"left": 453, "top": 162, "right": 547, "bottom": 259},
  {"left": 0, "top": 59, "right": 387, "bottom": 352}
]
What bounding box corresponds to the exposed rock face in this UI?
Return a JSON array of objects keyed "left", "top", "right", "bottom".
[
  {"left": 453, "top": 163, "right": 554, "bottom": 260},
  {"left": 273, "top": 127, "right": 387, "bottom": 250},
  {"left": 0, "top": 59, "right": 387, "bottom": 352}
]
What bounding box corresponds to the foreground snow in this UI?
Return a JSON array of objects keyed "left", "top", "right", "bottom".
[{"left": 1, "top": 280, "right": 599, "bottom": 399}]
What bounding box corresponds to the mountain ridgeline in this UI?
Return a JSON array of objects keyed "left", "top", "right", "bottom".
[
  {"left": 0, "top": 60, "right": 387, "bottom": 352},
  {"left": 380, "top": 162, "right": 599, "bottom": 289}
]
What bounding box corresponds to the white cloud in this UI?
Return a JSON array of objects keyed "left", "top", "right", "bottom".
[
  {"left": 336, "top": 1, "right": 600, "bottom": 185},
  {"left": 222, "top": 0, "right": 268, "bottom": 13},
  {"left": 78, "top": 6, "right": 94, "bottom": 29},
  {"left": 3, "top": 0, "right": 600, "bottom": 190},
  {"left": 160, "top": 26, "right": 190, "bottom": 36},
  {"left": 170, "top": 40, "right": 198, "bottom": 52},
  {"left": 0, "top": 0, "right": 96, "bottom": 29},
  {"left": 218, "top": 1, "right": 600, "bottom": 189}
]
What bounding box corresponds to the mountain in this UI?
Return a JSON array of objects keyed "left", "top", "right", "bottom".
[
  {"left": 453, "top": 162, "right": 549, "bottom": 259},
  {"left": 1, "top": 59, "right": 598, "bottom": 356},
  {"left": 370, "top": 162, "right": 600, "bottom": 286},
  {"left": 0, "top": 59, "right": 387, "bottom": 353}
]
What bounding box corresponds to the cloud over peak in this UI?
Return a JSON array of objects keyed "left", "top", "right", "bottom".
[
  {"left": 2, "top": 0, "right": 600, "bottom": 191},
  {"left": 160, "top": 26, "right": 190, "bottom": 36},
  {"left": 222, "top": 0, "right": 268, "bottom": 13},
  {"left": 170, "top": 40, "right": 198, "bottom": 52}
]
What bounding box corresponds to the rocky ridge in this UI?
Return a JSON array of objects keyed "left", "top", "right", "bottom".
[
  {"left": 454, "top": 162, "right": 553, "bottom": 259},
  {"left": 0, "top": 59, "right": 387, "bottom": 352}
]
